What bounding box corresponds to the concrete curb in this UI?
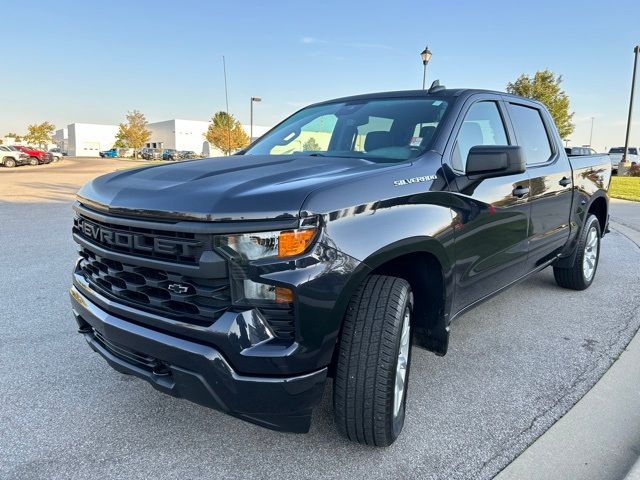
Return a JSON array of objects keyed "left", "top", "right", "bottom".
[
  {"left": 496, "top": 221, "right": 640, "bottom": 480},
  {"left": 625, "top": 458, "right": 640, "bottom": 480}
]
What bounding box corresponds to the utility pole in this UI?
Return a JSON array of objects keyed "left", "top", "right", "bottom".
[
  {"left": 621, "top": 45, "right": 640, "bottom": 170},
  {"left": 589, "top": 116, "right": 595, "bottom": 147}
]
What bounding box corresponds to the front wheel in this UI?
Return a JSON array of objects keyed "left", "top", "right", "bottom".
[
  {"left": 3, "top": 158, "right": 16, "bottom": 168},
  {"left": 333, "top": 275, "right": 413, "bottom": 446},
  {"left": 553, "top": 214, "right": 601, "bottom": 290},
  {"left": 29, "top": 157, "right": 38, "bottom": 166}
]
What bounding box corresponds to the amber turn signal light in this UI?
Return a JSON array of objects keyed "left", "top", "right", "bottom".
[
  {"left": 275, "top": 287, "right": 294, "bottom": 304},
  {"left": 278, "top": 228, "right": 317, "bottom": 258}
]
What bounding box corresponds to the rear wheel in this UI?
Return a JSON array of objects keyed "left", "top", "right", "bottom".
[
  {"left": 4, "top": 158, "right": 16, "bottom": 168},
  {"left": 553, "top": 214, "right": 601, "bottom": 290},
  {"left": 29, "top": 157, "right": 38, "bottom": 166},
  {"left": 333, "top": 275, "right": 413, "bottom": 446}
]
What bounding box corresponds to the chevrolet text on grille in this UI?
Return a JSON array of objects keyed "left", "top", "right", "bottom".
[{"left": 76, "top": 217, "right": 200, "bottom": 256}]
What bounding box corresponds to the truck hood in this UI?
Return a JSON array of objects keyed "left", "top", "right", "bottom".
[{"left": 77, "top": 154, "right": 408, "bottom": 221}]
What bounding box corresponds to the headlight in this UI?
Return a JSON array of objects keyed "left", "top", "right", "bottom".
[{"left": 220, "top": 227, "right": 318, "bottom": 260}]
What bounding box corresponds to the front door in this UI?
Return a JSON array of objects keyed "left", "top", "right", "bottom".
[{"left": 444, "top": 97, "right": 531, "bottom": 314}]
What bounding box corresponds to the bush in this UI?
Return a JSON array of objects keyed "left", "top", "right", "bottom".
[{"left": 628, "top": 164, "right": 640, "bottom": 177}]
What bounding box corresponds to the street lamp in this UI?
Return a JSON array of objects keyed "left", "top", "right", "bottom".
[
  {"left": 250, "top": 96, "right": 262, "bottom": 141},
  {"left": 589, "top": 116, "right": 595, "bottom": 147},
  {"left": 420, "top": 45, "right": 432, "bottom": 90},
  {"left": 621, "top": 45, "right": 640, "bottom": 172}
]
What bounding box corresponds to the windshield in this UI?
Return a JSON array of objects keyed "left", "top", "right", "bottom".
[{"left": 244, "top": 97, "right": 450, "bottom": 162}]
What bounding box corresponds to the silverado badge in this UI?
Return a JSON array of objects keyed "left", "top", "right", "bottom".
[{"left": 393, "top": 175, "right": 437, "bottom": 187}]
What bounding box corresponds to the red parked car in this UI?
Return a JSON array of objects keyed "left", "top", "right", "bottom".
[{"left": 15, "top": 146, "right": 52, "bottom": 164}]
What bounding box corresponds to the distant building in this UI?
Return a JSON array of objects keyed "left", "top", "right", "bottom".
[
  {"left": 145, "top": 120, "right": 269, "bottom": 156},
  {"left": 56, "top": 120, "right": 269, "bottom": 157},
  {"left": 67, "top": 123, "right": 119, "bottom": 157},
  {"left": 145, "top": 119, "right": 214, "bottom": 155}
]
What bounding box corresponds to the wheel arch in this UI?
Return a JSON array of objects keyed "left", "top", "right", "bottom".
[
  {"left": 587, "top": 194, "right": 608, "bottom": 234},
  {"left": 329, "top": 236, "right": 452, "bottom": 369}
]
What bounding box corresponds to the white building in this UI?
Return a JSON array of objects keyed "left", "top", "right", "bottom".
[
  {"left": 67, "top": 123, "right": 119, "bottom": 157},
  {"left": 146, "top": 119, "right": 213, "bottom": 155},
  {"left": 145, "top": 119, "right": 270, "bottom": 156},
  {"left": 58, "top": 119, "right": 269, "bottom": 157}
]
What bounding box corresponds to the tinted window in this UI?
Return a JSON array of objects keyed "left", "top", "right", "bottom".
[
  {"left": 631, "top": 148, "right": 638, "bottom": 155},
  {"left": 451, "top": 101, "right": 509, "bottom": 171},
  {"left": 509, "top": 104, "right": 552, "bottom": 165}
]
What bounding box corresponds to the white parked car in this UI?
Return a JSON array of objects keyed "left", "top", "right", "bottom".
[
  {"left": 608, "top": 147, "right": 638, "bottom": 171},
  {"left": 48, "top": 148, "right": 64, "bottom": 162},
  {"left": 0, "top": 146, "right": 32, "bottom": 167}
]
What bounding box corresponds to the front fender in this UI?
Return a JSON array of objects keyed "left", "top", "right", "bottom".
[{"left": 315, "top": 195, "right": 457, "bottom": 358}]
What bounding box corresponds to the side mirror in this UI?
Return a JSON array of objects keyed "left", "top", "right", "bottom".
[{"left": 465, "top": 145, "right": 526, "bottom": 178}]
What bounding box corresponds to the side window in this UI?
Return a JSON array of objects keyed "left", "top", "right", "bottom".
[
  {"left": 508, "top": 104, "right": 553, "bottom": 165},
  {"left": 451, "top": 101, "right": 509, "bottom": 171}
]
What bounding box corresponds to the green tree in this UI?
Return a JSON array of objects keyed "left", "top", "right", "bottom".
[
  {"left": 302, "top": 137, "right": 321, "bottom": 151},
  {"left": 506, "top": 70, "right": 574, "bottom": 139},
  {"left": 116, "top": 110, "right": 151, "bottom": 158},
  {"left": 24, "top": 122, "right": 55, "bottom": 149},
  {"left": 113, "top": 129, "right": 128, "bottom": 148},
  {"left": 205, "top": 111, "right": 250, "bottom": 155}
]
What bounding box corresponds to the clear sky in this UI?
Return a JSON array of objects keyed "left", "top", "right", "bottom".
[{"left": 1, "top": 0, "right": 639, "bottom": 152}]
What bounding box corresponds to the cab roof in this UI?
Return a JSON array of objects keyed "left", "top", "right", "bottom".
[{"left": 311, "top": 88, "right": 537, "bottom": 107}]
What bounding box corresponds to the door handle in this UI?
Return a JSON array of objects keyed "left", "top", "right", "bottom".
[
  {"left": 512, "top": 185, "right": 530, "bottom": 198},
  {"left": 559, "top": 177, "right": 572, "bottom": 187}
]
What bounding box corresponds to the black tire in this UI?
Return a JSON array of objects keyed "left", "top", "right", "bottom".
[
  {"left": 333, "top": 275, "right": 413, "bottom": 446},
  {"left": 4, "top": 158, "right": 16, "bottom": 168},
  {"left": 553, "top": 214, "right": 601, "bottom": 290},
  {"left": 29, "top": 157, "right": 38, "bottom": 166}
]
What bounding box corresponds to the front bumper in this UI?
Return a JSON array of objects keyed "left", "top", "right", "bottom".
[{"left": 70, "top": 285, "right": 327, "bottom": 433}]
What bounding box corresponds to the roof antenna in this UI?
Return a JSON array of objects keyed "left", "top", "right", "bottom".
[{"left": 428, "top": 80, "right": 446, "bottom": 93}]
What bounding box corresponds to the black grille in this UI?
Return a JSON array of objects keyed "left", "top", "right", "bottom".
[
  {"left": 77, "top": 248, "right": 231, "bottom": 325},
  {"left": 74, "top": 211, "right": 296, "bottom": 341},
  {"left": 73, "top": 214, "right": 205, "bottom": 265}
]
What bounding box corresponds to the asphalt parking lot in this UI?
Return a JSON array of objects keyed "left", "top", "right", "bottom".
[{"left": 1, "top": 158, "right": 639, "bottom": 480}]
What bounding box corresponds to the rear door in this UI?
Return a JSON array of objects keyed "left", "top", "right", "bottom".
[
  {"left": 443, "top": 94, "right": 531, "bottom": 314},
  {"left": 505, "top": 100, "right": 573, "bottom": 268}
]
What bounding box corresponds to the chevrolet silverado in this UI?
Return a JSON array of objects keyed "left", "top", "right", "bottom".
[{"left": 70, "top": 85, "right": 611, "bottom": 446}]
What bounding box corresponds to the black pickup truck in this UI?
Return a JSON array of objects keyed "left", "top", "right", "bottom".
[{"left": 70, "top": 85, "right": 611, "bottom": 446}]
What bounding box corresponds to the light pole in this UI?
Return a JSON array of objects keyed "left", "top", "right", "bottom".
[
  {"left": 622, "top": 45, "right": 640, "bottom": 169},
  {"left": 420, "top": 45, "right": 432, "bottom": 90},
  {"left": 250, "top": 97, "right": 261, "bottom": 141},
  {"left": 589, "top": 116, "right": 595, "bottom": 147}
]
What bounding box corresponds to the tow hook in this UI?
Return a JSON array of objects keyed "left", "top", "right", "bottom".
[{"left": 152, "top": 362, "right": 171, "bottom": 376}]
